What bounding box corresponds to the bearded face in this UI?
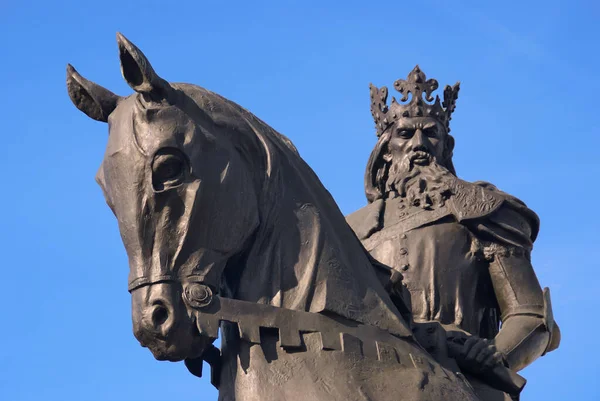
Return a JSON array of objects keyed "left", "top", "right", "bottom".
[
  {"left": 386, "top": 158, "right": 453, "bottom": 209},
  {"left": 382, "top": 117, "right": 455, "bottom": 209}
]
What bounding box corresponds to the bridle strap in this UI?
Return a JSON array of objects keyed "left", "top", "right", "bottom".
[{"left": 128, "top": 274, "right": 209, "bottom": 292}]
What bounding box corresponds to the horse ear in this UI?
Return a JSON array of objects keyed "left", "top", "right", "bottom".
[
  {"left": 116, "top": 32, "right": 170, "bottom": 98},
  {"left": 66, "top": 64, "right": 120, "bottom": 123}
]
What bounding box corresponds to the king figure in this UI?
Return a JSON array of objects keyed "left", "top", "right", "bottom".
[{"left": 347, "top": 66, "right": 561, "bottom": 400}]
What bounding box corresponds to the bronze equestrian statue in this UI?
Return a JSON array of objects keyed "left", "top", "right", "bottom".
[
  {"left": 347, "top": 66, "right": 561, "bottom": 400},
  {"left": 66, "top": 34, "right": 558, "bottom": 400}
]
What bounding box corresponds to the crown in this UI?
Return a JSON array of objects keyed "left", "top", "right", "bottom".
[{"left": 369, "top": 65, "right": 460, "bottom": 136}]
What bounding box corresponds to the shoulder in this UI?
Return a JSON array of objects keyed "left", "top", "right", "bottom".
[
  {"left": 447, "top": 179, "right": 507, "bottom": 218},
  {"left": 346, "top": 199, "right": 384, "bottom": 240},
  {"left": 472, "top": 181, "right": 528, "bottom": 207},
  {"left": 465, "top": 181, "right": 540, "bottom": 248}
]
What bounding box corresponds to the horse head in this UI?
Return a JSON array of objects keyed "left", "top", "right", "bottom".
[{"left": 67, "top": 33, "right": 260, "bottom": 362}]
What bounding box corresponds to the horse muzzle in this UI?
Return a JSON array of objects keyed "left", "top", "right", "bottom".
[{"left": 131, "top": 282, "right": 209, "bottom": 361}]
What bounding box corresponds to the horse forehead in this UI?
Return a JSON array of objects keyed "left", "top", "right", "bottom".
[
  {"left": 137, "top": 106, "right": 195, "bottom": 148},
  {"left": 106, "top": 99, "right": 194, "bottom": 161},
  {"left": 100, "top": 101, "right": 148, "bottom": 186},
  {"left": 103, "top": 100, "right": 144, "bottom": 167}
]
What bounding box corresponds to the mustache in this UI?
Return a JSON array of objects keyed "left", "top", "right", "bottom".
[
  {"left": 409, "top": 149, "right": 432, "bottom": 161},
  {"left": 404, "top": 150, "right": 433, "bottom": 172}
]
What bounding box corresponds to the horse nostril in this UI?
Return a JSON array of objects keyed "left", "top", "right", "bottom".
[{"left": 151, "top": 304, "right": 169, "bottom": 327}]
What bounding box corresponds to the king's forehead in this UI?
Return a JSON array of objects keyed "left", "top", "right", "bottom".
[{"left": 395, "top": 117, "right": 444, "bottom": 130}]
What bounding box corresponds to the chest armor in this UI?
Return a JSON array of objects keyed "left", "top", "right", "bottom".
[{"left": 364, "top": 198, "right": 494, "bottom": 333}]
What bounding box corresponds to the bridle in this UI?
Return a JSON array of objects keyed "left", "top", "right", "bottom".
[{"left": 127, "top": 274, "right": 210, "bottom": 293}]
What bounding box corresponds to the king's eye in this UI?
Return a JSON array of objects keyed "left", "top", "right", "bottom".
[
  {"left": 423, "top": 127, "right": 438, "bottom": 138},
  {"left": 152, "top": 148, "right": 188, "bottom": 191},
  {"left": 396, "top": 129, "right": 414, "bottom": 138}
]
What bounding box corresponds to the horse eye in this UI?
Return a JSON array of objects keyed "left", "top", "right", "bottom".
[
  {"left": 157, "top": 157, "right": 182, "bottom": 179},
  {"left": 152, "top": 149, "right": 187, "bottom": 191}
]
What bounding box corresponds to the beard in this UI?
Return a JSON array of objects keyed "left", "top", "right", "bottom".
[{"left": 385, "top": 152, "right": 455, "bottom": 210}]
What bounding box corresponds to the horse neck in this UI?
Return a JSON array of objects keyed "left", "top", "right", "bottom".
[{"left": 231, "top": 153, "right": 381, "bottom": 312}]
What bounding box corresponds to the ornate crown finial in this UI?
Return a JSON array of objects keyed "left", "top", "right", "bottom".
[{"left": 369, "top": 65, "right": 460, "bottom": 136}]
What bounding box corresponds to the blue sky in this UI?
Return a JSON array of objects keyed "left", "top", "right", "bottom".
[{"left": 1, "top": 0, "right": 599, "bottom": 400}]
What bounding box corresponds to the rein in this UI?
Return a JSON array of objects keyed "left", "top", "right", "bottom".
[
  {"left": 180, "top": 282, "right": 526, "bottom": 396},
  {"left": 179, "top": 283, "right": 433, "bottom": 386}
]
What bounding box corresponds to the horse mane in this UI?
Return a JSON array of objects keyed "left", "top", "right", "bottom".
[
  {"left": 174, "top": 82, "right": 353, "bottom": 229},
  {"left": 172, "top": 83, "right": 298, "bottom": 229},
  {"left": 175, "top": 82, "right": 378, "bottom": 285}
]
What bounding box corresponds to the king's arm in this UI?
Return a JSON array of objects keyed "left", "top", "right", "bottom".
[{"left": 466, "top": 184, "right": 561, "bottom": 372}]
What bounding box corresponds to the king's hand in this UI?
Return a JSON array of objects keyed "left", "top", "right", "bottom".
[{"left": 447, "top": 334, "right": 505, "bottom": 373}]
